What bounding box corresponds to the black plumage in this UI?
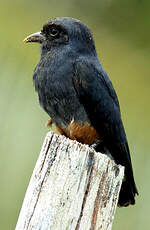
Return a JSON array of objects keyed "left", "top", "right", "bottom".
[{"left": 24, "top": 17, "right": 138, "bottom": 206}]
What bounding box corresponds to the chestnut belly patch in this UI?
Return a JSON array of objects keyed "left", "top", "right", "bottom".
[{"left": 55, "top": 120, "right": 100, "bottom": 145}]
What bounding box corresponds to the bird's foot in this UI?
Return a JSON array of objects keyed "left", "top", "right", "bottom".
[
  {"left": 90, "top": 141, "right": 114, "bottom": 160},
  {"left": 46, "top": 119, "right": 53, "bottom": 128},
  {"left": 90, "top": 140, "right": 105, "bottom": 153}
]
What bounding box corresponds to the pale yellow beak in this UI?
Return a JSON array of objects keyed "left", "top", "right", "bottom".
[{"left": 24, "top": 32, "right": 45, "bottom": 43}]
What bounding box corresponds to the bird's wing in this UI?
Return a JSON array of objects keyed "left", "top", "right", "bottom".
[
  {"left": 73, "top": 57, "right": 138, "bottom": 205},
  {"left": 98, "top": 66, "right": 120, "bottom": 110},
  {"left": 73, "top": 57, "right": 132, "bottom": 167}
]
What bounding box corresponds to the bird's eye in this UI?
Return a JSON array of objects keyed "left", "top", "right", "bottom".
[{"left": 50, "top": 27, "right": 59, "bottom": 37}]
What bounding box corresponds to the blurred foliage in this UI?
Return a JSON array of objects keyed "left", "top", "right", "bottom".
[{"left": 0, "top": 0, "right": 149, "bottom": 229}]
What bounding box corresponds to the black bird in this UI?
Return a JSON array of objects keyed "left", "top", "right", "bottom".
[{"left": 24, "top": 17, "right": 138, "bottom": 207}]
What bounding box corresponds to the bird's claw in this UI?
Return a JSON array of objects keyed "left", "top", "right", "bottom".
[{"left": 46, "top": 119, "right": 53, "bottom": 128}]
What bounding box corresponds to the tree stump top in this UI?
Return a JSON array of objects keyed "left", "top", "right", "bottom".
[{"left": 15, "top": 131, "right": 124, "bottom": 230}]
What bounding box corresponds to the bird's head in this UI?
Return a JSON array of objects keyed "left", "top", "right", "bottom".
[{"left": 24, "top": 17, "right": 96, "bottom": 56}]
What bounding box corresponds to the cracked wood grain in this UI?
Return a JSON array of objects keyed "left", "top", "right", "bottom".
[{"left": 15, "top": 131, "right": 124, "bottom": 230}]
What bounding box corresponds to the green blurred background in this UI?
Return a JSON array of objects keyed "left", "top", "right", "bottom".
[{"left": 0, "top": 0, "right": 149, "bottom": 229}]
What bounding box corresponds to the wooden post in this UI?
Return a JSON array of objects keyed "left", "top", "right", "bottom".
[{"left": 15, "top": 131, "right": 124, "bottom": 230}]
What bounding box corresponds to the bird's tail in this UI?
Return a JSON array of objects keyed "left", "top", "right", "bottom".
[
  {"left": 115, "top": 142, "right": 139, "bottom": 207},
  {"left": 93, "top": 141, "right": 138, "bottom": 207},
  {"left": 118, "top": 172, "right": 138, "bottom": 207}
]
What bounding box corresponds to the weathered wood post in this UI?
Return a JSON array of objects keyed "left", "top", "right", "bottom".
[{"left": 15, "top": 131, "right": 124, "bottom": 230}]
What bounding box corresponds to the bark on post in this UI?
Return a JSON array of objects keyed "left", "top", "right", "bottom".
[{"left": 15, "top": 131, "right": 124, "bottom": 230}]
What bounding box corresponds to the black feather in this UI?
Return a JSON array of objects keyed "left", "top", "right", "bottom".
[{"left": 30, "top": 17, "right": 138, "bottom": 207}]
